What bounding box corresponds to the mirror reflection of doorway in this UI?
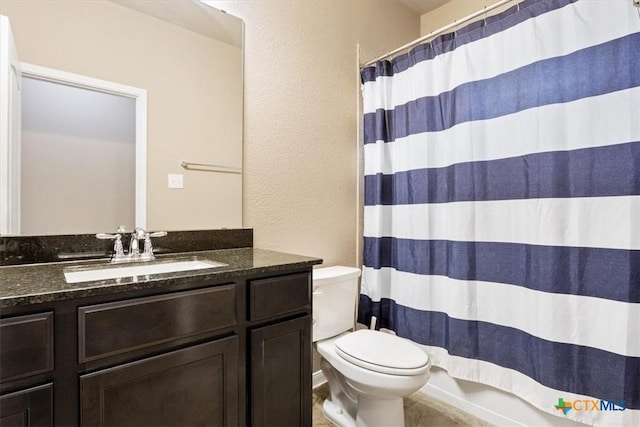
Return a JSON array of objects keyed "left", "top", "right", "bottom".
[{"left": 21, "top": 76, "right": 136, "bottom": 235}]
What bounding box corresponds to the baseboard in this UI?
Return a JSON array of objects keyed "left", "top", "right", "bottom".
[
  {"left": 422, "top": 382, "right": 527, "bottom": 427},
  {"left": 312, "top": 370, "right": 327, "bottom": 389}
]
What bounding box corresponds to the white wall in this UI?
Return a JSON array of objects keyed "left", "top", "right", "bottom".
[
  {"left": 418, "top": 2, "right": 584, "bottom": 425},
  {"left": 21, "top": 77, "right": 136, "bottom": 235}
]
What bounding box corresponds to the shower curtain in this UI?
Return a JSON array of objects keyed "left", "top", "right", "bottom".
[{"left": 358, "top": 0, "right": 639, "bottom": 425}]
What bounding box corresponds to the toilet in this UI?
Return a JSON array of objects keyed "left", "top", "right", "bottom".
[{"left": 313, "top": 266, "right": 431, "bottom": 427}]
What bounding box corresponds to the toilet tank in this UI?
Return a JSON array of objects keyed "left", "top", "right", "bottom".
[{"left": 312, "top": 266, "right": 361, "bottom": 342}]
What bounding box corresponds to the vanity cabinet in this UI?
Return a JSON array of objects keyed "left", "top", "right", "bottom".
[{"left": 0, "top": 265, "right": 314, "bottom": 427}]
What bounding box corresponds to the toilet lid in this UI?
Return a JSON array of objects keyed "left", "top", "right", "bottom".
[{"left": 334, "top": 330, "right": 430, "bottom": 376}]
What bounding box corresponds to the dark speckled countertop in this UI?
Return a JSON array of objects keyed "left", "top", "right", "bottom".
[{"left": 0, "top": 248, "right": 322, "bottom": 308}]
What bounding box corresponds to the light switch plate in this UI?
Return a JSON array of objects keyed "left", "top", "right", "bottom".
[{"left": 168, "top": 174, "right": 184, "bottom": 189}]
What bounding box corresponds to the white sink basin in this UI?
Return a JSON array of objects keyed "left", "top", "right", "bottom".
[{"left": 64, "top": 259, "right": 226, "bottom": 284}]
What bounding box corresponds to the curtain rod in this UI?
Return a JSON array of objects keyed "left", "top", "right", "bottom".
[{"left": 361, "top": 0, "right": 518, "bottom": 68}]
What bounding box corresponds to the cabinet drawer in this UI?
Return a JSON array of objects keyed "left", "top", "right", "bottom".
[
  {"left": 249, "top": 273, "right": 310, "bottom": 321},
  {"left": 79, "top": 285, "right": 237, "bottom": 363},
  {"left": 0, "top": 312, "right": 54, "bottom": 384}
]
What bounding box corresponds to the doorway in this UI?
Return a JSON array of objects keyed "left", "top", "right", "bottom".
[{"left": 11, "top": 63, "right": 147, "bottom": 235}]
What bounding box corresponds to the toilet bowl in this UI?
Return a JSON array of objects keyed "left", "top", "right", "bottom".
[{"left": 313, "top": 266, "right": 431, "bottom": 427}]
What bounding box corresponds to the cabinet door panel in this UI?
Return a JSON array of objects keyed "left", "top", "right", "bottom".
[
  {"left": 0, "top": 312, "right": 53, "bottom": 383},
  {"left": 251, "top": 316, "right": 311, "bottom": 427},
  {"left": 80, "top": 337, "right": 238, "bottom": 427},
  {"left": 0, "top": 383, "right": 53, "bottom": 427}
]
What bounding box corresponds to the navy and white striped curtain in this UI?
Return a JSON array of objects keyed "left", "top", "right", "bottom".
[{"left": 358, "top": 0, "right": 639, "bottom": 425}]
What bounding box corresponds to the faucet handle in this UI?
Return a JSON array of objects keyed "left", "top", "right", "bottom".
[
  {"left": 96, "top": 233, "right": 126, "bottom": 261},
  {"left": 141, "top": 231, "right": 167, "bottom": 260},
  {"left": 147, "top": 231, "right": 167, "bottom": 238},
  {"left": 96, "top": 233, "right": 120, "bottom": 240}
]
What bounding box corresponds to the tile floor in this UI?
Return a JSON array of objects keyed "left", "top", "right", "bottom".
[{"left": 313, "top": 383, "right": 494, "bottom": 427}]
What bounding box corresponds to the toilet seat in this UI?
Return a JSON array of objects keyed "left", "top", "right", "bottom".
[{"left": 334, "top": 330, "right": 430, "bottom": 376}]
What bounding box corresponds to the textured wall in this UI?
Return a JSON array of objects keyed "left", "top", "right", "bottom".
[
  {"left": 217, "top": 0, "right": 420, "bottom": 266},
  {"left": 420, "top": 0, "right": 510, "bottom": 36}
]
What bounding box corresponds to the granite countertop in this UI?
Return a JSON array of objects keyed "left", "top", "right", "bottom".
[{"left": 0, "top": 248, "right": 322, "bottom": 308}]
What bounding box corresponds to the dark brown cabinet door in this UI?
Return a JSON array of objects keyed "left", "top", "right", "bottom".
[
  {"left": 250, "top": 316, "right": 311, "bottom": 427},
  {"left": 0, "top": 312, "right": 54, "bottom": 384},
  {"left": 80, "top": 337, "right": 238, "bottom": 427},
  {"left": 0, "top": 383, "right": 53, "bottom": 427}
]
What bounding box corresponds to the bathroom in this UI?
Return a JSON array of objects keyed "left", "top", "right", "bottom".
[{"left": 0, "top": 0, "right": 638, "bottom": 426}]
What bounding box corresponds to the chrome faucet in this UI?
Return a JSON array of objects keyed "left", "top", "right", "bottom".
[
  {"left": 129, "top": 227, "right": 146, "bottom": 259},
  {"left": 96, "top": 227, "right": 167, "bottom": 263}
]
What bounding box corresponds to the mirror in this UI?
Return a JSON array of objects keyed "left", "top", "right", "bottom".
[
  {"left": 0, "top": 0, "right": 243, "bottom": 236},
  {"left": 17, "top": 65, "right": 149, "bottom": 235}
]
